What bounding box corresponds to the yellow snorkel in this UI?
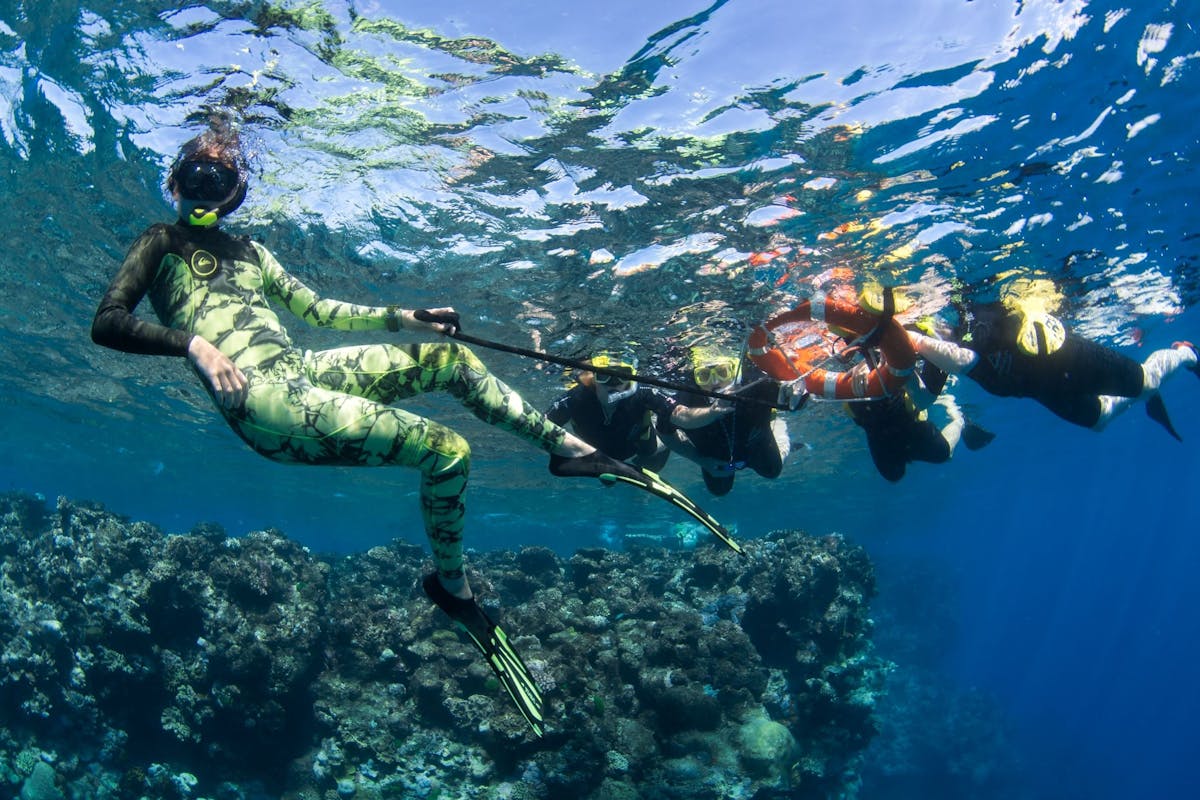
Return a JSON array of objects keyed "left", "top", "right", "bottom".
[{"left": 857, "top": 281, "right": 912, "bottom": 316}]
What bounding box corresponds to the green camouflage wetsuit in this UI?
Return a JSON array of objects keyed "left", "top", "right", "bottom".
[{"left": 92, "top": 221, "right": 567, "bottom": 580}]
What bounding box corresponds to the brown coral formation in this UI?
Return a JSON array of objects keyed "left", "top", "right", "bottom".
[{"left": 1, "top": 493, "right": 886, "bottom": 799}]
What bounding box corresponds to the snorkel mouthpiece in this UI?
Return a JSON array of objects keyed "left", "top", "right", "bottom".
[{"left": 186, "top": 204, "right": 220, "bottom": 227}]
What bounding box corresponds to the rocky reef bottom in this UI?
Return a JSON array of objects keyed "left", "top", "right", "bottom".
[{"left": 0, "top": 494, "right": 887, "bottom": 800}]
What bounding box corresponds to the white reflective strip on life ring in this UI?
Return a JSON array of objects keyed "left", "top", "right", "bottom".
[
  {"left": 811, "top": 292, "right": 827, "bottom": 322},
  {"left": 823, "top": 371, "right": 839, "bottom": 397},
  {"left": 850, "top": 368, "right": 868, "bottom": 397}
]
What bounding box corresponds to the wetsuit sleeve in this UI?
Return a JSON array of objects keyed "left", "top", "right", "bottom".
[
  {"left": 546, "top": 392, "right": 573, "bottom": 425},
  {"left": 641, "top": 387, "right": 679, "bottom": 418},
  {"left": 256, "top": 243, "right": 391, "bottom": 331},
  {"left": 653, "top": 391, "right": 687, "bottom": 433},
  {"left": 91, "top": 225, "right": 193, "bottom": 356}
]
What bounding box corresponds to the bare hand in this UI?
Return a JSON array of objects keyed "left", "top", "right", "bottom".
[
  {"left": 712, "top": 398, "right": 736, "bottom": 414},
  {"left": 187, "top": 336, "right": 248, "bottom": 410}
]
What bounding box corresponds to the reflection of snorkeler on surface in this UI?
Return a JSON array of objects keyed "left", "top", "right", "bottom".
[
  {"left": 546, "top": 350, "right": 673, "bottom": 471},
  {"left": 906, "top": 279, "right": 1199, "bottom": 438},
  {"left": 657, "top": 347, "right": 792, "bottom": 496},
  {"left": 89, "top": 115, "right": 733, "bottom": 736}
]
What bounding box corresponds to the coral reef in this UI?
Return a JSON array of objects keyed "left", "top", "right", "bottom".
[{"left": 0, "top": 493, "right": 886, "bottom": 799}]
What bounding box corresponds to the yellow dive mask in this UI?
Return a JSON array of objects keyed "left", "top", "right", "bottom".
[
  {"left": 588, "top": 351, "right": 637, "bottom": 385},
  {"left": 857, "top": 282, "right": 912, "bottom": 315},
  {"left": 693, "top": 358, "right": 740, "bottom": 388}
]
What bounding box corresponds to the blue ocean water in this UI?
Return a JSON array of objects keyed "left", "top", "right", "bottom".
[{"left": 1, "top": 0, "right": 1198, "bottom": 796}]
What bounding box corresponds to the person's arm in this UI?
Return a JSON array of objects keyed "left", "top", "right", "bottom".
[
  {"left": 92, "top": 225, "right": 248, "bottom": 409},
  {"left": 647, "top": 392, "right": 710, "bottom": 465},
  {"left": 645, "top": 388, "right": 728, "bottom": 430},
  {"left": 92, "top": 225, "right": 192, "bottom": 356},
  {"left": 670, "top": 400, "right": 734, "bottom": 429},
  {"left": 546, "top": 391, "right": 573, "bottom": 426},
  {"left": 256, "top": 244, "right": 452, "bottom": 335},
  {"left": 655, "top": 422, "right": 702, "bottom": 461},
  {"left": 908, "top": 331, "right": 979, "bottom": 374}
]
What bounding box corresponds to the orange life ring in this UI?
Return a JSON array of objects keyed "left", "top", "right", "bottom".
[{"left": 747, "top": 294, "right": 916, "bottom": 400}]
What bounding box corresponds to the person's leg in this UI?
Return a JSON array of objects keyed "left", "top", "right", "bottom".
[
  {"left": 1093, "top": 344, "right": 1198, "bottom": 430},
  {"left": 746, "top": 418, "right": 786, "bottom": 479},
  {"left": 929, "top": 392, "right": 965, "bottom": 454},
  {"left": 863, "top": 425, "right": 908, "bottom": 482},
  {"left": 306, "top": 342, "right": 589, "bottom": 457},
  {"left": 771, "top": 416, "right": 792, "bottom": 463},
  {"left": 633, "top": 434, "right": 671, "bottom": 471},
  {"left": 701, "top": 469, "right": 735, "bottom": 496},
  {"left": 227, "top": 374, "right": 476, "bottom": 595},
  {"left": 849, "top": 399, "right": 910, "bottom": 480},
  {"left": 904, "top": 417, "right": 952, "bottom": 466}
]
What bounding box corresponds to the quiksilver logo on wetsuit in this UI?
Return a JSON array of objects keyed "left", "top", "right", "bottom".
[{"left": 190, "top": 249, "right": 218, "bottom": 278}]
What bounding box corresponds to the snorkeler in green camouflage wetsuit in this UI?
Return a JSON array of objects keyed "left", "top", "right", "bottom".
[
  {"left": 94, "top": 216, "right": 576, "bottom": 582},
  {"left": 91, "top": 116, "right": 679, "bottom": 735}
]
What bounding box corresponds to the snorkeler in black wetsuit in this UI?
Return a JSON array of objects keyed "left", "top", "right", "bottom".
[
  {"left": 547, "top": 351, "right": 676, "bottom": 470},
  {"left": 657, "top": 349, "right": 789, "bottom": 496},
  {"left": 849, "top": 393, "right": 952, "bottom": 481},
  {"left": 846, "top": 354, "right": 993, "bottom": 482},
  {"left": 909, "top": 298, "right": 1198, "bottom": 436}
]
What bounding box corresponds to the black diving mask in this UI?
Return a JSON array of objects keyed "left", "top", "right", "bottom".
[{"left": 175, "top": 159, "right": 240, "bottom": 202}]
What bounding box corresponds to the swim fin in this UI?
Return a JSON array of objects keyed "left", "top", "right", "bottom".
[
  {"left": 961, "top": 421, "right": 996, "bottom": 451},
  {"left": 422, "top": 573, "right": 545, "bottom": 737},
  {"left": 549, "top": 452, "right": 744, "bottom": 555},
  {"left": 1145, "top": 393, "right": 1183, "bottom": 442}
]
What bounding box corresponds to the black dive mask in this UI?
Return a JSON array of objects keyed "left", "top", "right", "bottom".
[{"left": 172, "top": 158, "right": 247, "bottom": 226}]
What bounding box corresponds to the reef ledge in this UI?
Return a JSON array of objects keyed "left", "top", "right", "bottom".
[{"left": 1, "top": 493, "right": 887, "bottom": 800}]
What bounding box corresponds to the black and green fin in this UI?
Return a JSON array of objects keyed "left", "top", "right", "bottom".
[
  {"left": 422, "top": 573, "right": 545, "bottom": 737},
  {"left": 608, "top": 467, "right": 745, "bottom": 555},
  {"left": 550, "top": 452, "right": 744, "bottom": 555}
]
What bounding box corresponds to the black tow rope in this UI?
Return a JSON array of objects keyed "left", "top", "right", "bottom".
[{"left": 412, "top": 311, "right": 793, "bottom": 410}]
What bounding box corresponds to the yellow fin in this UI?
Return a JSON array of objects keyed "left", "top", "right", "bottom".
[{"left": 1015, "top": 311, "right": 1066, "bottom": 355}]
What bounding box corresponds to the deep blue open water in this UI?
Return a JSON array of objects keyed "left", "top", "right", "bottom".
[{"left": 2, "top": 0, "right": 1199, "bottom": 796}]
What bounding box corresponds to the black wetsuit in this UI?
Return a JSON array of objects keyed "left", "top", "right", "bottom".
[
  {"left": 964, "top": 303, "right": 1143, "bottom": 428},
  {"left": 546, "top": 384, "right": 676, "bottom": 465},
  {"left": 660, "top": 377, "right": 784, "bottom": 496},
  {"left": 848, "top": 360, "right": 951, "bottom": 482}
]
